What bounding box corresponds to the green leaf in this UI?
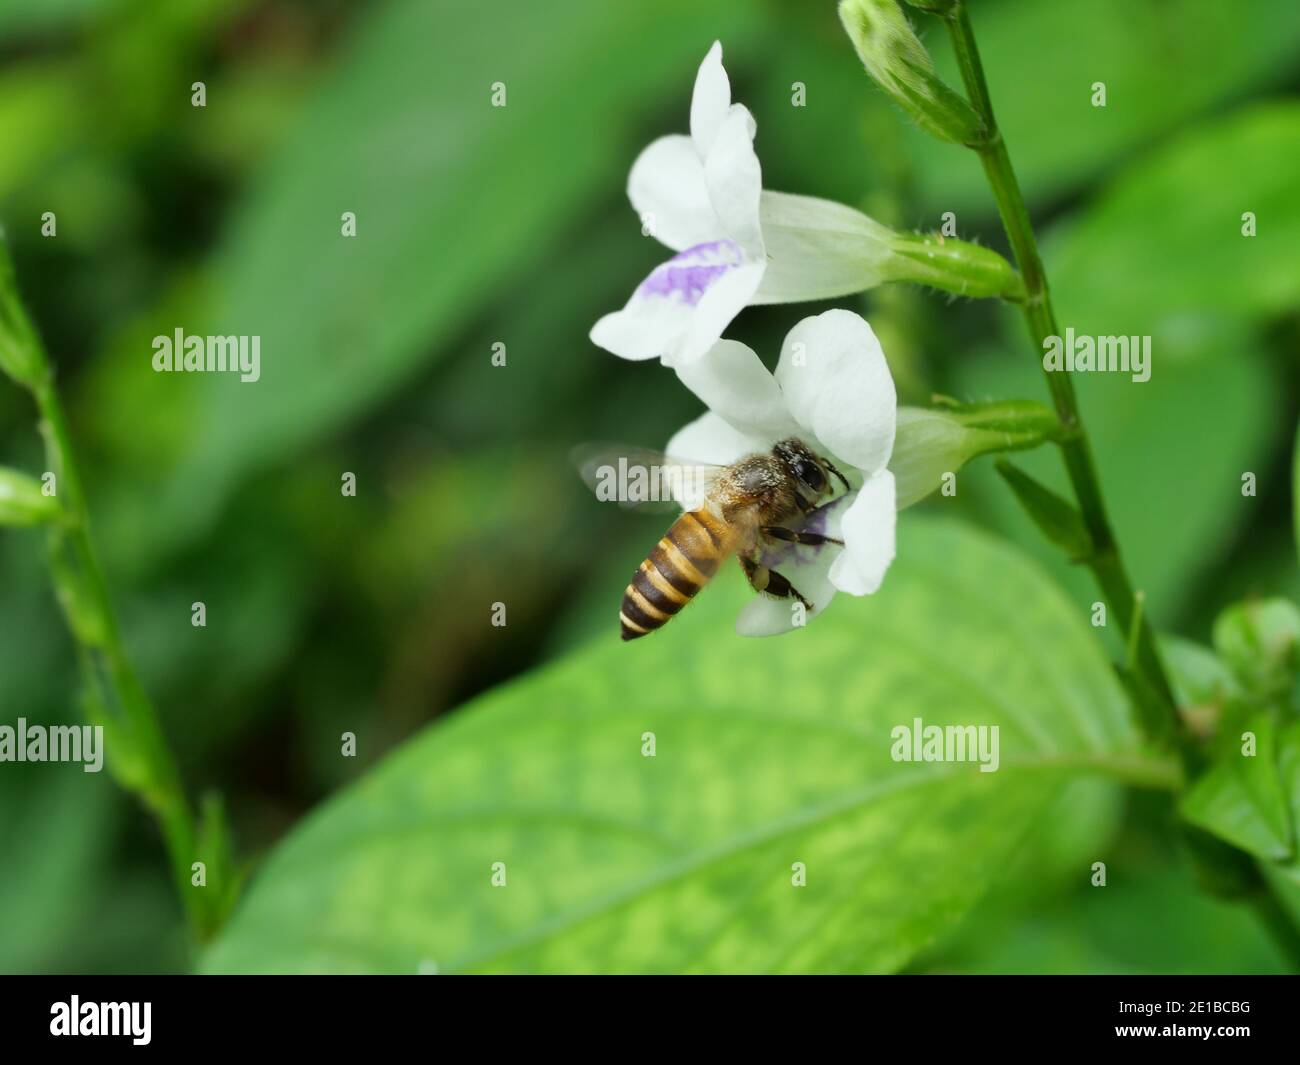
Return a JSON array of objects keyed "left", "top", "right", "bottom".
[
  {"left": 927, "top": 854, "right": 1293, "bottom": 974},
  {"left": 1212, "top": 598, "right": 1300, "bottom": 703},
  {"left": 1181, "top": 711, "right": 1292, "bottom": 862},
  {"left": 995, "top": 459, "right": 1091, "bottom": 560},
  {"left": 203, "top": 517, "right": 1163, "bottom": 974},
  {"left": 152, "top": 0, "right": 768, "bottom": 541},
  {"left": 1160, "top": 635, "right": 1244, "bottom": 748},
  {"left": 1049, "top": 102, "right": 1300, "bottom": 331},
  {"left": 1266, "top": 721, "right": 1300, "bottom": 887},
  {"left": 0, "top": 769, "right": 115, "bottom": 970},
  {"left": 194, "top": 792, "right": 243, "bottom": 938}
]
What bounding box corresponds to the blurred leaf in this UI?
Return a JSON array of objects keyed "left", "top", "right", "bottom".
[
  {"left": 0, "top": 65, "right": 80, "bottom": 202},
  {"left": 0, "top": 0, "right": 115, "bottom": 35},
  {"left": 955, "top": 317, "right": 1280, "bottom": 627},
  {"left": 1181, "top": 710, "right": 1292, "bottom": 862},
  {"left": 1271, "top": 721, "right": 1300, "bottom": 889},
  {"left": 1160, "top": 634, "right": 1243, "bottom": 722},
  {"left": 927, "top": 853, "right": 1291, "bottom": 974},
  {"left": 1212, "top": 598, "right": 1300, "bottom": 704},
  {"left": 155, "top": 0, "right": 769, "bottom": 543},
  {"left": 194, "top": 792, "right": 243, "bottom": 936},
  {"left": 1293, "top": 419, "right": 1300, "bottom": 564},
  {"left": 911, "top": 0, "right": 1300, "bottom": 217},
  {"left": 203, "top": 517, "right": 1162, "bottom": 974},
  {"left": 1049, "top": 102, "right": 1300, "bottom": 331},
  {"left": 0, "top": 768, "right": 116, "bottom": 970}
]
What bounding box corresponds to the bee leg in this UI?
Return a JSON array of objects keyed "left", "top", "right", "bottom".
[
  {"left": 761, "top": 526, "right": 844, "bottom": 547},
  {"left": 739, "top": 555, "right": 814, "bottom": 611}
]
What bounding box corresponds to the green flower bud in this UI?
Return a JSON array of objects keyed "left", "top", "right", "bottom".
[
  {"left": 890, "top": 400, "right": 1059, "bottom": 507},
  {"left": 885, "top": 231, "right": 1024, "bottom": 301},
  {"left": 0, "top": 466, "right": 59, "bottom": 526},
  {"left": 1212, "top": 598, "right": 1300, "bottom": 703},
  {"left": 838, "top": 0, "right": 986, "bottom": 146}
]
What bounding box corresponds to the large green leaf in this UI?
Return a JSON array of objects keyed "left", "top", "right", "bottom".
[
  {"left": 1049, "top": 102, "right": 1300, "bottom": 331},
  {"left": 203, "top": 517, "right": 1167, "bottom": 974},
  {"left": 927, "top": 855, "right": 1292, "bottom": 974},
  {"left": 151, "top": 0, "right": 767, "bottom": 541}
]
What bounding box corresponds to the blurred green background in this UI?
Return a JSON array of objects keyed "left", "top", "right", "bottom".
[{"left": 1, "top": 0, "right": 1298, "bottom": 973}]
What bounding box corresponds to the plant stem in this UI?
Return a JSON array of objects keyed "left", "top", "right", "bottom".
[
  {"left": 35, "top": 379, "right": 202, "bottom": 925},
  {"left": 945, "top": 1, "right": 1181, "bottom": 742},
  {"left": 944, "top": 0, "right": 1300, "bottom": 965},
  {"left": 2, "top": 255, "right": 209, "bottom": 943}
]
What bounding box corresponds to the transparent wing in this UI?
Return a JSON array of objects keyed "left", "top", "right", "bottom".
[{"left": 571, "top": 442, "right": 725, "bottom": 513}]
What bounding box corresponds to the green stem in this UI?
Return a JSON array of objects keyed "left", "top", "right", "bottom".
[
  {"left": 36, "top": 378, "right": 204, "bottom": 935},
  {"left": 3, "top": 264, "right": 208, "bottom": 944},
  {"left": 945, "top": 1, "right": 1180, "bottom": 743},
  {"left": 944, "top": 0, "right": 1300, "bottom": 966}
]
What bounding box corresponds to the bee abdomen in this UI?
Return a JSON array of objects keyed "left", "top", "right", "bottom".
[{"left": 620, "top": 510, "right": 729, "bottom": 641}]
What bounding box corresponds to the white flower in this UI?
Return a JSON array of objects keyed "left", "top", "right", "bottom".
[
  {"left": 590, "top": 41, "right": 895, "bottom": 368},
  {"left": 666, "top": 309, "right": 897, "bottom": 636}
]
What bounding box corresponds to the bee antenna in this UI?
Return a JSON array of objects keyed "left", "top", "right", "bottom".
[{"left": 824, "top": 458, "right": 851, "bottom": 495}]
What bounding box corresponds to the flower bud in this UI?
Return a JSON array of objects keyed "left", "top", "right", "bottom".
[
  {"left": 1212, "top": 598, "right": 1300, "bottom": 704},
  {"left": 890, "top": 401, "right": 1059, "bottom": 507},
  {"left": 885, "top": 231, "right": 1024, "bottom": 301},
  {"left": 0, "top": 466, "right": 59, "bottom": 526},
  {"left": 838, "top": 0, "right": 986, "bottom": 146},
  {"left": 0, "top": 237, "right": 48, "bottom": 390}
]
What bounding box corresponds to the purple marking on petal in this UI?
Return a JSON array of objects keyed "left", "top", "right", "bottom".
[
  {"left": 758, "top": 494, "right": 853, "bottom": 569},
  {"left": 635, "top": 239, "right": 744, "bottom": 307}
]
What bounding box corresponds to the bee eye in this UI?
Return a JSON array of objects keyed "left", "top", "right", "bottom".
[{"left": 795, "top": 460, "right": 825, "bottom": 491}]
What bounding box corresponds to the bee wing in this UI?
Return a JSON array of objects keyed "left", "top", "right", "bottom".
[{"left": 571, "top": 443, "right": 724, "bottom": 512}]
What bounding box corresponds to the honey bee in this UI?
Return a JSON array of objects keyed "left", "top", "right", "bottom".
[{"left": 577, "top": 439, "right": 850, "bottom": 640}]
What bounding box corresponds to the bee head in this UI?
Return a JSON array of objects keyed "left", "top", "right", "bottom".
[{"left": 773, "top": 438, "right": 848, "bottom": 498}]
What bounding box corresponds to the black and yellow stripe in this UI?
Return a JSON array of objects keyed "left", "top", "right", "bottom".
[{"left": 620, "top": 509, "right": 732, "bottom": 641}]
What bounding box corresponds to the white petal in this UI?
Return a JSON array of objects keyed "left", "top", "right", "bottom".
[
  {"left": 671, "top": 255, "right": 765, "bottom": 366},
  {"left": 666, "top": 410, "right": 768, "bottom": 467},
  {"left": 589, "top": 240, "right": 759, "bottom": 364},
  {"left": 736, "top": 539, "right": 840, "bottom": 637},
  {"left": 753, "top": 191, "right": 893, "bottom": 304},
  {"left": 627, "top": 135, "right": 720, "bottom": 253},
  {"left": 829, "top": 471, "right": 896, "bottom": 595},
  {"left": 774, "top": 309, "right": 896, "bottom": 474},
  {"left": 703, "top": 105, "right": 764, "bottom": 258},
  {"left": 690, "top": 41, "right": 731, "bottom": 158},
  {"left": 673, "top": 339, "right": 799, "bottom": 440}
]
